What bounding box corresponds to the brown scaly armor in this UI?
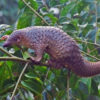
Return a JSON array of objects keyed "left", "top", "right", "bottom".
[{"left": 3, "top": 26, "right": 100, "bottom": 77}]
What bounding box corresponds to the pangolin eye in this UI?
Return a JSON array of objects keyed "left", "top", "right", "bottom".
[
  {"left": 13, "top": 38, "right": 18, "bottom": 41},
  {"left": 13, "top": 36, "right": 20, "bottom": 42}
]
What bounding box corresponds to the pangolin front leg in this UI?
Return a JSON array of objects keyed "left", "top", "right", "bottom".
[{"left": 29, "top": 44, "right": 46, "bottom": 62}]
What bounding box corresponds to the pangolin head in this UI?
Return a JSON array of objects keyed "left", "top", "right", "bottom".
[{"left": 3, "top": 29, "right": 25, "bottom": 47}]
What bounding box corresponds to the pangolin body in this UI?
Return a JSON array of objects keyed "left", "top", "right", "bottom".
[{"left": 3, "top": 26, "right": 100, "bottom": 77}]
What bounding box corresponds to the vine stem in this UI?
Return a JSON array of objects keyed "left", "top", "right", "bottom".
[
  {"left": 10, "top": 62, "right": 29, "bottom": 100},
  {"left": 67, "top": 69, "right": 70, "bottom": 100},
  {"left": 22, "top": 0, "right": 50, "bottom": 26}
]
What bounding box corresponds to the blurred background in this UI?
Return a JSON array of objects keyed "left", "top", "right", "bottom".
[{"left": 0, "top": 0, "right": 18, "bottom": 24}]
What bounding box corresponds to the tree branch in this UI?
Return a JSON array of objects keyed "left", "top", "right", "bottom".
[
  {"left": 22, "top": 0, "right": 50, "bottom": 26},
  {"left": 81, "top": 50, "right": 100, "bottom": 61},
  {"left": 75, "top": 38, "right": 100, "bottom": 47},
  {"left": 0, "top": 47, "right": 14, "bottom": 57},
  {"left": 0, "top": 57, "right": 29, "bottom": 62},
  {"left": 10, "top": 62, "right": 29, "bottom": 100},
  {"left": 0, "top": 57, "right": 50, "bottom": 67}
]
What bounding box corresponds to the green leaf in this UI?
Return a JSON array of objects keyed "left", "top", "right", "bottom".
[
  {"left": 80, "top": 78, "right": 91, "bottom": 94},
  {"left": 25, "top": 73, "right": 43, "bottom": 85},
  {"left": 45, "top": 13, "right": 58, "bottom": 25},
  {"left": 17, "top": 11, "right": 33, "bottom": 29},
  {"left": 29, "top": 0, "right": 38, "bottom": 10},
  {"left": 21, "top": 79, "right": 43, "bottom": 94},
  {"left": 18, "top": 0, "right": 25, "bottom": 9}
]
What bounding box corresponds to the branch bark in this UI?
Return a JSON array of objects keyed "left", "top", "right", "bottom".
[
  {"left": 0, "top": 47, "right": 14, "bottom": 57},
  {"left": 0, "top": 57, "right": 50, "bottom": 67},
  {"left": 10, "top": 62, "right": 29, "bottom": 100}
]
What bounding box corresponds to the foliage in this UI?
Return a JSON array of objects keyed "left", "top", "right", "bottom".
[{"left": 0, "top": 0, "right": 100, "bottom": 100}]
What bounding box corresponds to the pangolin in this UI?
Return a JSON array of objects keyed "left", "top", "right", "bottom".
[{"left": 3, "top": 26, "right": 100, "bottom": 77}]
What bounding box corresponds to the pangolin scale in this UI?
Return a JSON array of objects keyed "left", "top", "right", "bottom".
[{"left": 3, "top": 26, "right": 100, "bottom": 77}]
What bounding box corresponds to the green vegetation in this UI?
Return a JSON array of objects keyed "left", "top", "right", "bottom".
[{"left": 0, "top": 0, "right": 100, "bottom": 100}]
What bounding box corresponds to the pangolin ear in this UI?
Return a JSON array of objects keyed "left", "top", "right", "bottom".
[
  {"left": 17, "top": 36, "right": 21, "bottom": 42},
  {"left": 14, "top": 36, "right": 20, "bottom": 42}
]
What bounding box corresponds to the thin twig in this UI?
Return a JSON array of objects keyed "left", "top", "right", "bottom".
[
  {"left": 22, "top": 0, "right": 50, "bottom": 25},
  {"left": 75, "top": 38, "right": 100, "bottom": 60},
  {"left": 67, "top": 69, "right": 70, "bottom": 100},
  {"left": 44, "top": 68, "right": 50, "bottom": 82},
  {"left": 89, "top": 47, "right": 100, "bottom": 54},
  {"left": 81, "top": 50, "right": 100, "bottom": 61},
  {"left": 10, "top": 62, "right": 29, "bottom": 100},
  {"left": 0, "top": 47, "right": 14, "bottom": 57},
  {"left": 94, "top": 0, "right": 98, "bottom": 43},
  {"left": 75, "top": 38, "right": 100, "bottom": 47}
]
